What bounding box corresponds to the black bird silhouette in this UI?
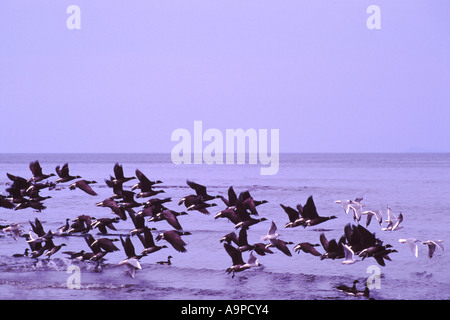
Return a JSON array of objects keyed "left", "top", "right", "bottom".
[
  {"left": 69, "top": 180, "right": 98, "bottom": 196},
  {"left": 92, "top": 217, "right": 120, "bottom": 235},
  {"left": 156, "top": 230, "right": 191, "bottom": 253},
  {"left": 28, "top": 160, "right": 55, "bottom": 183},
  {"left": 136, "top": 226, "right": 167, "bottom": 255},
  {"left": 133, "top": 169, "right": 164, "bottom": 198},
  {"left": 319, "top": 233, "right": 345, "bottom": 260},
  {"left": 96, "top": 198, "right": 127, "bottom": 220},
  {"left": 293, "top": 242, "right": 322, "bottom": 256},
  {"left": 186, "top": 180, "right": 218, "bottom": 201},
  {"left": 148, "top": 209, "right": 186, "bottom": 231},
  {"left": 112, "top": 163, "right": 136, "bottom": 185},
  {"left": 55, "top": 163, "right": 81, "bottom": 183},
  {"left": 299, "top": 196, "right": 337, "bottom": 227},
  {"left": 84, "top": 234, "right": 108, "bottom": 262}
]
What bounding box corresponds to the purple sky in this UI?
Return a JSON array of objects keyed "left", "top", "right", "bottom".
[{"left": 1, "top": 1, "right": 449, "bottom": 153}]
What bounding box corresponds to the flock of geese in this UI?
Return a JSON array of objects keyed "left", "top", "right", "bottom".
[{"left": 0, "top": 160, "right": 445, "bottom": 298}]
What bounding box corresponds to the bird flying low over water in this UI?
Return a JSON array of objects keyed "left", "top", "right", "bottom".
[
  {"left": 288, "top": 195, "right": 337, "bottom": 227},
  {"left": 119, "top": 235, "right": 146, "bottom": 278},
  {"left": 342, "top": 244, "right": 359, "bottom": 265},
  {"left": 422, "top": 240, "right": 444, "bottom": 258},
  {"left": 69, "top": 180, "right": 98, "bottom": 196},
  {"left": 55, "top": 163, "right": 81, "bottom": 183},
  {"left": 28, "top": 160, "right": 56, "bottom": 183},
  {"left": 224, "top": 243, "right": 261, "bottom": 278},
  {"left": 133, "top": 169, "right": 164, "bottom": 198},
  {"left": 261, "top": 221, "right": 280, "bottom": 241},
  {"left": 399, "top": 238, "right": 421, "bottom": 258},
  {"left": 382, "top": 206, "right": 403, "bottom": 231},
  {"left": 155, "top": 230, "right": 191, "bottom": 253},
  {"left": 112, "top": 163, "right": 136, "bottom": 185},
  {"left": 136, "top": 226, "right": 167, "bottom": 255},
  {"left": 293, "top": 242, "right": 322, "bottom": 257}
]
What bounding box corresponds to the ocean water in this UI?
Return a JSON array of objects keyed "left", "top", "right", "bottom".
[{"left": 0, "top": 153, "right": 449, "bottom": 300}]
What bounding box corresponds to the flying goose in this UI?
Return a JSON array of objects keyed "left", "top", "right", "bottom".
[
  {"left": 91, "top": 217, "right": 120, "bottom": 235},
  {"left": 293, "top": 242, "right": 322, "bottom": 256},
  {"left": 224, "top": 243, "right": 261, "bottom": 278},
  {"left": 300, "top": 196, "right": 337, "bottom": 227},
  {"left": 186, "top": 180, "right": 218, "bottom": 202},
  {"left": 265, "top": 238, "right": 293, "bottom": 257},
  {"left": 69, "top": 180, "right": 98, "bottom": 196},
  {"left": 112, "top": 163, "right": 136, "bottom": 185},
  {"left": 55, "top": 163, "right": 81, "bottom": 183},
  {"left": 84, "top": 234, "right": 108, "bottom": 262},
  {"left": 148, "top": 209, "right": 186, "bottom": 230},
  {"left": 90, "top": 237, "right": 120, "bottom": 252},
  {"left": 43, "top": 240, "right": 67, "bottom": 258},
  {"left": 28, "top": 160, "right": 56, "bottom": 183},
  {"left": 187, "top": 202, "right": 217, "bottom": 215},
  {"left": 280, "top": 203, "right": 304, "bottom": 228},
  {"left": 234, "top": 217, "right": 267, "bottom": 230},
  {"left": 137, "top": 227, "right": 167, "bottom": 255},
  {"left": 320, "top": 233, "right": 345, "bottom": 260},
  {"left": 96, "top": 198, "right": 127, "bottom": 220},
  {"left": 132, "top": 169, "right": 163, "bottom": 198},
  {"left": 155, "top": 230, "right": 191, "bottom": 253},
  {"left": 219, "top": 232, "right": 239, "bottom": 245},
  {"left": 214, "top": 207, "right": 242, "bottom": 225},
  {"left": 217, "top": 186, "right": 238, "bottom": 207}
]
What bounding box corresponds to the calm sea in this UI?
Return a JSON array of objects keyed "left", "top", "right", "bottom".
[{"left": 0, "top": 153, "right": 449, "bottom": 300}]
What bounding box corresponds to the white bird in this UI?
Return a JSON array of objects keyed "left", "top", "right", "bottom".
[
  {"left": 26, "top": 230, "right": 52, "bottom": 244},
  {"left": 361, "top": 210, "right": 383, "bottom": 227},
  {"left": 334, "top": 200, "right": 353, "bottom": 214},
  {"left": 3, "top": 224, "right": 23, "bottom": 240},
  {"left": 342, "top": 244, "right": 359, "bottom": 265},
  {"left": 243, "top": 251, "right": 262, "bottom": 268},
  {"left": 399, "top": 238, "right": 421, "bottom": 258},
  {"left": 422, "top": 240, "right": 444, "bottom": 258},
  {"left": 261, "top": 221, "right": 280, "bottom": 241},
  {"left": 119, "top": 257, "right": 142, "bottom": 279},
  {"left": 382, "top": 206, "right": 403, "bottom": 231},
  {"left": 348, "top": 202, "right": 365, "bottom": 222}
]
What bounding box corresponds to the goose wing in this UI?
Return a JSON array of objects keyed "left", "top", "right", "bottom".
[
  {"left": 320, "top": 233, "right": 329, "bottom": 252},
  {"left": 300, "top": 243, "right": 322, "bottom": 256},
  {"left": 121, "top": 235, "right": 137, "bottom": 258},
  {"left": 224, "top": 243, "right": 245, "bottom": 266},
  {"left": 163, "top": 230, "right": 188, "bottom": 253},
  {"left": 113, "top": 163, "right": 125, "bottom": 180},
  {"left": 75, "top": 180, "right": 97, "bottom": 196},
  {"left": 280, "top": 204, "right": 300, "bottom": 222},
  {"left": 228, "top": 186, "right": 238, "bottom": 206},
  {"left": 238, "top": 227, "right": 250, "bottom": 247},
  {"left": 138, "top": 227, "right": 156, "bottom": 248},
  {"left": 186, "top": 180, "right": 208, "bottom": 197},
  {"left": 302, "top": 196, "right": 319, "bottom": 219},
  {"left": 159, "top": 210, "right": 183, "bottom": 230}
]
